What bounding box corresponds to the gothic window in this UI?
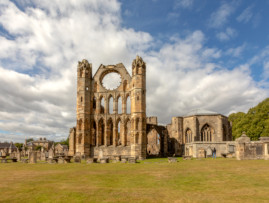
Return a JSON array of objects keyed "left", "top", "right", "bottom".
[
  {"left": 117, "top": 119, "right": 121, "bottom": 145},
  {"left": 126, "top": 95, "right": 131, "bottom": 114},
  {"left": 118, "top": 96, "right": 122, "bottom": 114},
  {"left": 100, "top": 97, "right": 105, "bottom": 114},
  {"left": 125, "top": 119, "right": 131, "bottom": 146},
  {"left": 99, "top": 119, "right": 105, "bottom": 145},
  {"left": 93, "top": 97, "right": 96, "bottom": 110},
  {"left": 185, "top": 128, "right": 192, "bottom": 143},
  {"left": 200, "top": 124, "right": 214, "bottom": 142},
  {"left": 92, "top": 121, "right": 96, "bottom": 146},
  {"left": 223, "top": 124, "right": 227, "bottom": 141},
  {"left": 135, "top": 118, "right": 139, "bottom": 130},
  {"left": 107, "top": 119, "right": 113, "bottom": 145},
  {"left": 109, "top": 96, "right": 113, "bottom": 114}
]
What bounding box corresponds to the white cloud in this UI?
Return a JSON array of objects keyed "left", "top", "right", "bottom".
[
  {"left": 226, "top": 44, "right": 246, "bottom": 57},
  {"left": 175, "top": 0, "right": 193, "bottom": 9},
  {"left": 216, "top": 27, "right": 237, "bottom": 41},
  {"left": 208, "top": 2, "right": 236, "bottom": 28},
  {"left": 237, "top": 6, "right": 253, "bottom": 23},
  {"left": 263, "top": 61, "right": 269, "bottom": 80},
  {"left": 0, "top": 0, "right": 267, "bottom": 142}
]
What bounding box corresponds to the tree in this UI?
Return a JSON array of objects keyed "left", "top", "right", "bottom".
[
  {"left": 26, "top": 138, "right": 34, "bottom": 143},
  {"left": 229, "top": 98, "right": 269, "bottom": 140},
  {"left": 14, "top": 143, "right": 23, "bottom": 151}
]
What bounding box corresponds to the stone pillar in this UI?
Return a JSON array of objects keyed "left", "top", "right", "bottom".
[
  {"left": 104, "top": 122, "right": 108, "bottom": 146},
  {"left": 96, "top": 122, "right": 99, "bottom": 147},
  {"left": 113, "top": 124, "right": 117, "bottom": 146},
  {"left": 114, "top": 99, "right": 118, "bottom": 114},
  {"left": 105, "top": 97, "right": 108, "bottom": 114},
  {"left": 97, "top": 98, "right": 100, "bottom": 114}
]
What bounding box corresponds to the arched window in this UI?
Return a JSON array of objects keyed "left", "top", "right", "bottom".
[
  {"left": 157, "top": 134, "right": 160, "bottom": 145},
  {"left": 109, "top": 96, "right": 113, "bottom": 114},
  {"left": 125, "top": 119, "right": 131, "bottom": 146},
  {"left": 107, "top": 119, "right": 113, "bottom": 145},
  {"left": 98, "top": 119, "right": 105, "bottom": 145},
  {"left": 118, "top": 96, "right": 122, "bottom": 114},
  {"left": 126, "top": 95, "right": 131, "bottom": 114},
  {"left": 223, "top": 125, "right": 227, "bottom": 141},
  {"left": 78, "top": 119, "right": 82, "bottom": 131},
  {"left": 135, "top": 118, "right": 139, "bottom": 130},
  {"left": 201, "top": 124, "right": 213, "bottom": 142},
  {"left": 117, "top": 119, "right": 121, "bottom": 145},
  {"left": 185, "top": 128, "right": 192, "bottom": 143},
  {"left": 93, "top": 97, "right": 96, "bottom": 111},
  {"left": 92, "top": 121, "right": 96, "bottom": 146},
  {"left": 100, "top": 97, "right": 105, "bottom": 114},
  {"left": 78, "top": 134, "right": 82, "bottom": 144}
]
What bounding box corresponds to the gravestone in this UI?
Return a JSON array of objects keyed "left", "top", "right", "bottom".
[
  {"left": 168, "top": 157, "right": 178, "bottom": 163},
  {"left": 41, "top": 152, "right": 46, "bottom": 161},
  {"left": 74, "top": 156, "right": 81, "bottom": 163},
  {"left": 100, "top": 157, "right": 108, "bottom": 164},
  {"left": 16, "top": 151, "right": 21, "bottom": 162},
  {"left": 48, "top": 148, "right": 54, "bottom": 159},
  {"left": 29, "top": 152, "right": 37, "bottom": 164},
  {"left": 86, "top": 158, "right": 97, "bottom": 164},
  {"left": 58, "top": 157, "right": 65, "bottom": 164},
  {"left": 121, "top": 156, "right": 128, "bottom": 163},
  {"left": 9, "top": 152, "right": 15, "bottom": 158},
  {"left": 47, "top": 158, "right": 56, "bottom": 164},
  {"left": 128, "top": 157, "right": 137, "bottom": 164}
]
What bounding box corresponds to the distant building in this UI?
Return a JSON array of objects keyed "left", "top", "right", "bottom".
[{"left": 25, "top": 138, "right": 54, "bottom": 151}]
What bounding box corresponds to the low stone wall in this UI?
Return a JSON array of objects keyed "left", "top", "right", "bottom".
[
  {"left": 235, "top": 133, "right": 269, "bottom": 160},
  {"left": 92, "top": 146, "right": 131, "bottom": 159},
  {"left": 184, "top": 142, "right": 236, "bottom": 158}
]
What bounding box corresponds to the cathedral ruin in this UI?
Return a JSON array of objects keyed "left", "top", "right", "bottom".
[{"left": 68, "top": 56, "right": 235, "bottom": 159}]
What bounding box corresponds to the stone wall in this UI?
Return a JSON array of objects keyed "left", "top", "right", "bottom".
[{"left": 235, "top": 133, "right": 269, "bottom": 160}]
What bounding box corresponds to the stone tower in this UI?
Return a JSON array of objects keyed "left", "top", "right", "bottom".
[
  {"left": 75, "top": 59, "right": 92, "bottom": 156},
  {"left": 69, "top": 56, "right": 147, "bottom": 159},
  {"left": 130, "top": 56, "right": 147, "bottom": 159}
]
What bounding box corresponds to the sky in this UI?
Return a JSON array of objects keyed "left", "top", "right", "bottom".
[{"left": 0, "top": 0, "right": 269, "bottom": 143}]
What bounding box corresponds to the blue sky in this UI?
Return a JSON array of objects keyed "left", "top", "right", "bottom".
[{"left": 0, "top": 0, "right": 268, "bottom": 142}]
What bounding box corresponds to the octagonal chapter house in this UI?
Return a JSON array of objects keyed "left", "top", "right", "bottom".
[{"left": 69, "top": 56, "right": 147, "bottom": 159}]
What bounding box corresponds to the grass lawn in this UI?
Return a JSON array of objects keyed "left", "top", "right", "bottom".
[{"left": 0, "top": 158, "right": 268, "bottom": 203}]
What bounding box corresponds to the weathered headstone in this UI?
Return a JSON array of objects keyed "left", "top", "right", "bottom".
[
  {"left": 58, "top": 157, "right": 65, "bottom": 164},
  {"left": 16, "top": 151, "right": 21, "bottom": 162},
  {"left": 100, "top": 157, "right": 108, "bottom": 164},
  {"left": 29, "top": 152, "right": 37, "bottom": 164},
  {"left": 74, "top": 156, "right": 81, "bottom": 163},
  {"left": 41, "top": 152, "right": 46, "bottom": 161},
  {"left": 86, "top": 158, "right": 97, "bottom": 164},
  {"left": 168, "top": 157, "right": 178, "bottom": 163},
  {"left": 128, "top": 157, "right": 137, "bottom": 164},
  {"left": 121, "top": 156, "right": 128, "bottom": 163},
  {"left": 48, "top": 148, "right": 54, "bottom": 159}
]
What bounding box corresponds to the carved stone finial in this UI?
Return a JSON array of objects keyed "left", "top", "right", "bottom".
[
  {"left": 78, "top": 59, "right": 91, "bottom": 69},
  {"left": 132, "top": 55, "right": 145, "bottom": 69}
]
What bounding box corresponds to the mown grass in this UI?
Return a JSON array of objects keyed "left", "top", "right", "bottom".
[{"left": 0, "top": 158, "right": 268, "bottom": 203}]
